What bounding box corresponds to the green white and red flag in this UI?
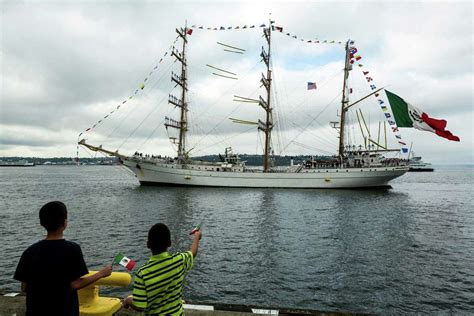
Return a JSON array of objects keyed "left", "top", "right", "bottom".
[
  {"left": 385, "top": 90, "right": 460, "bottom": 142},
  {"left": 114, "top": 254, "right": 136, "bottom": 271},
  {"left": 189, "top": 223, "right": 202, "bottom": 235}
]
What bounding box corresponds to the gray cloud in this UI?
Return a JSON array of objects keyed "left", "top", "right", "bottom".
[{"left": 0, "top": 1, "right": 472, "bottom": 163}]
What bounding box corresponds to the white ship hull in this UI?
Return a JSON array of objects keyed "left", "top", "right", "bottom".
[{"left": 122, "top": 159, "right": 408, "bottom": 189}]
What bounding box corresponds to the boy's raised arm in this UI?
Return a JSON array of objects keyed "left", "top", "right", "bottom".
[
  {"left": 70, "top": 264, "right": 112, "bottom": 290},
  {"left": 190, "top": 230, "right": 202, "bottom": 258}
]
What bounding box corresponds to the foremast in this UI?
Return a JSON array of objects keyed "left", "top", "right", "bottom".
[
  {"left": 167, "top": 25, "right": 190, "bottom": 163},
  {"left": 259, "top": 24, "right": 273, "bottom": 172},
  {"left": 338, "top": 40, "right": 353, "bottom": 160}
]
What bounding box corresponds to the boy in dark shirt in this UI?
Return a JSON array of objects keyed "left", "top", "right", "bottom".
[{"left": 14, "top": 201, "right": 113, "bottom": 316}]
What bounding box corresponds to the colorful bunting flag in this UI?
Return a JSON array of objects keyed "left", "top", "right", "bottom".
[{"left": 307, "top": 82, "right": 317, "bottom": 90}]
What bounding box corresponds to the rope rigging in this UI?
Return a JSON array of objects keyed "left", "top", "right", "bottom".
[{"left": 78, "top": 21, "right": 402, "bottom": 162}]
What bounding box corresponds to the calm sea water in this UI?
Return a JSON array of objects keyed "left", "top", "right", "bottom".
[{"left": 0, "top": 165, "right": 473, "bottom": 314}]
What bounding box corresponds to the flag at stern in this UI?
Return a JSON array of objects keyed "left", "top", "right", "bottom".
[{"left": 385, "top": 90, "right": 460, "bottom": 141}]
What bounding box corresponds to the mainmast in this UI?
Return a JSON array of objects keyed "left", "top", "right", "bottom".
[
  {"left": 168, "top": 25, "right": 189, "bottom": 163},
  {"left": 259, "top": 23, "right": 273, "bottom": 172},
  {"left": 338, "top": 40, "right": 352, "bottom": 159}
]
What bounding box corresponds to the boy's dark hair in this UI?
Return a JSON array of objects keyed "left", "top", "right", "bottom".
[
  {"left": 39, "top": 201, "right": 67, "bottom": 231},
  {"left": 148, "top": 223, "right": 171, "bottom": 253}
]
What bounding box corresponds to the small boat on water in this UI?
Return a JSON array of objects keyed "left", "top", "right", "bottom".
[
  {"left": 408, "top": 154, "right": 434, "bottom": 172},
  {"left": 0, "top": 160, "right": 35, "bottom": 167}
]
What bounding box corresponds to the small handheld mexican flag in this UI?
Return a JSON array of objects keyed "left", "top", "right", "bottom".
[
  {"left": 189, "top": 223, "right": 202, "bottom": 235},
  {"left": 114, "top": 254, "right": 136, "bottom": 271}
]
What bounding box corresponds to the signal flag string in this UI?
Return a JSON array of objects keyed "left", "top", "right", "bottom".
[{"left": 76, "top": 35, "right": 181, "bottom": 165}]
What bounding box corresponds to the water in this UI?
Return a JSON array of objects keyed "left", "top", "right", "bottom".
[{"left": 1, "top": 165, "right": 473, "bottom": 314}]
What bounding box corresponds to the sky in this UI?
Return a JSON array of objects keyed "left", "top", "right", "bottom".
[{"left": 0, "top": 0, "right": 472, "bottom": 164}]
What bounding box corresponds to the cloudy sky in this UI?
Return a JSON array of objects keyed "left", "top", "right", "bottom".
[{"left": 1, "top": 0, "right": 472, "bottom": 164}]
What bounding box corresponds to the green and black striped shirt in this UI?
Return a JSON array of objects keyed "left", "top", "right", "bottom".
[{"left": 132, "top": 251, "right": 194, "bottom": 315}]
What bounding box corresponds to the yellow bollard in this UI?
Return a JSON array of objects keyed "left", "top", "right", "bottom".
[{"left": 78, "top": 271, "right": 132, "bottom": 316}]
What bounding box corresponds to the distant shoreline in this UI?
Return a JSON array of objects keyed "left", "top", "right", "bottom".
[{"left": 0, "top": 156, "right": 472, "bottom": 167}]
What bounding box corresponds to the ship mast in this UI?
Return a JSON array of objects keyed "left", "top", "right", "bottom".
[
  {"left": 338, "top": 40, "right": 352, "bottom": 160},
  {"left": 169, "top": 25, "right": 189, "bottom": 163},
  {"left": 259, "top": 23, "right": 273, "bottom": 172}
]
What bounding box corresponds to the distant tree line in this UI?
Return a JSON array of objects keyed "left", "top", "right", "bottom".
[
  {"left": 0, "top": 157, "right": 118, "bottom": 165},
  {"left": 2, "top": 154, "right": 332, "bottom": 166}
]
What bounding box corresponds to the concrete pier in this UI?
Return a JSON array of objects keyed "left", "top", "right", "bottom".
[{"left": 0, "top": 293, "right": 364, "bottom": 315}]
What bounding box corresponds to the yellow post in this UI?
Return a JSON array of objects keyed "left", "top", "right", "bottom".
[{"left": 78, "top": 271, "right": 132, "bottom": 316}]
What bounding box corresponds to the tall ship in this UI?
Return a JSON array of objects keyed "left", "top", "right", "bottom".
[{"left": 79, "top": 22, "right": 409, "bottom": 188}]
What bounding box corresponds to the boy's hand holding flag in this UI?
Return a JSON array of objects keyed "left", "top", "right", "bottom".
[
  {"left": 189, "top": 223, "right": 202, "bottom": 235},
  {"left": 114, "top": 254, "right": 136, "bottom": 271}
]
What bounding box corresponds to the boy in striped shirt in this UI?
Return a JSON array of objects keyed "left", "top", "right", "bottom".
[{"left": 122, "top": 223, "right": 202, "bottom": 315}]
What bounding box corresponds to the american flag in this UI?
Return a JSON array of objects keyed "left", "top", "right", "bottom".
[{"left": 307, "top": 82, "right": 317, "bottom": 90}]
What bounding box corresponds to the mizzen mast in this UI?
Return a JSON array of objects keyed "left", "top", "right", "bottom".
[
  {"left": 168, "top": 25, "right": 189, "bottom": 163},
  {"left": 259, "top": 23, "right": 273, "bottom": 172}
]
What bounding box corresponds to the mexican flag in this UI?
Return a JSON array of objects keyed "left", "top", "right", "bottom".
[
  {"left": 385, "top": 90, "right": 460, "bottom": 142},
  {"left": 114, "top": 254, "right": 136, "bottom": 271}
]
